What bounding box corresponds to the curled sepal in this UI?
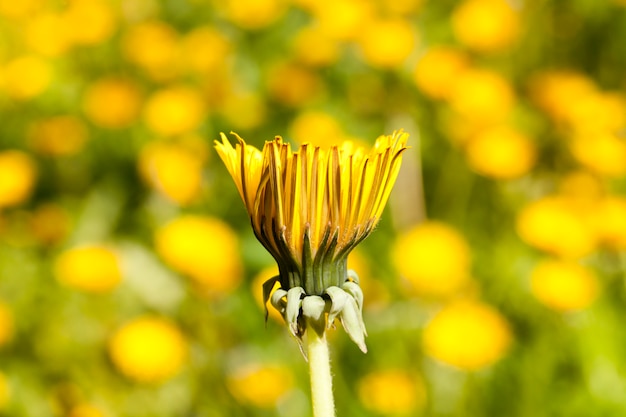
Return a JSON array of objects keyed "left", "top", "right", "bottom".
[
  {"left": 347, "top": 269, "right": 360, "bottom": 284},
  {"left": 324, "top": 286, "right": 348, "bottom": 329},
  {"left": 340, "top": 295, "right": 368, "bottom": 353},
  {"left": 262, "top": 275, "right": 281, "bottom": 323},
  {"left": 302, "top": 295, "right": 327, "bottom": 338},
  {"left": 342, "top": 281, "right": 364, "bottom": 314},
  {"left": 270, "top": 288, "right": 288, "bottom": 316},
  {"left": 286, "top": 287, "right": 306, "bottom": 337}
]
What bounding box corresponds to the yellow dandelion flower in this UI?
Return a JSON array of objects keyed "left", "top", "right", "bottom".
[
  {"left": 0, "top": 0, "right": 41, "bottom": 20},
  {"left": 528, "top": 71, "right": 597, "bottom": 123},
  {"left": 516, "top": 196, "right": 597, "bottom": 258},
  {"left": 593, "top": 196, "right": 626, "bottom": 251},
  {"left": 357, "top": 369, "right": 426, "bottom": 414},
  {"left": 154, "top": 215, "right": 242, "bottom": 295},
  {"left": 121, "top": 21, "right": 180, "bottom": 81},
  {"left": 448, "top": 68, "right": 515, "bottom": 123},
  {"left": 0, "top": 302, "right": 14, "bottom": 347},
  {"left": 423, "top": 300, "right": 512, "bottom": 370},
  {"left": 357, "top": 18, "right": 417, "bottom": 68},
  {"left": 180, "top": 26, "right": 231, "bottom": 74},
  {"left": 54, "top": 245, "right": 122, "bottom": 293},
  {"left": 227, "top": 364, "right": 294, "bottom": 408},
  {"left": 143, "top": 86, "right": 206, "bottom": 136},
  {"left": 452, "top": 0, "right": 520, "bottom": 53},
  {"left": 569, "top": 133, "right": 626, "bottom": 178},
  {"left": 29, "top": 203, "right": 70, "bottom": 246},
  {"left": 465, "top": 125, "right": 536, "bottom": 179},
  {"left": 413, "top": 46, "right": 469, "bottom": 100},
  {"left": 393, "top": 221, "right": 471, "bottom": 299},
  {"left": 82, "top": 77, "right": 142, "bottom": 129},
  {"left": 266, "top": 61, "right": 324, "bottom": 107},
  {"left": 215, "top": 130, "right": 407, "bottom": 350},
  {"left": 109, "top": 316, "right": 187, "bottom": 383},
  {"left": 0, "top": 371, "right": 9, "bottom": 409},
  {"left": 289, "top": 111, "right": 343, "bottom": 146},
  {"left": 0, "top": 150, "right": 37, "bottom": 208},
  {"left": 567, "top": 92, "right": 626, "bottom": 134},
  {"left": 376, "top": 0, "right": 424, "bottom": 16},
  {"left": 62, "top": 0, "right": 117, "bottom": 46},
  {"left": 530, "top": 259, "right": 599, "bottom": 312},
  {"left": 0, "top": 55, "right": 52, "bottom": 100},
  {"left": 24, "top": 13, "right": 71, "bottom": 57},
  {"left": 292, "top": 26, "right": 340, "bottom": 67},
  {"left": 28, "top": 115, "right": 88, "bottom": 156},
  {"left": 68, "top": 404, "right": 105, "bottom": 417},
  {"left": 221, "top": 0, "right": 287, "bottom": 30},
  {"left": 311, "top": 0, "right": 374, "bottom": 41},
  {"left": 138, "top": 139, "right": 206, "bottom": 205},
  {"left": 558, "top": 171, "right": 605, "bottom": 204}
]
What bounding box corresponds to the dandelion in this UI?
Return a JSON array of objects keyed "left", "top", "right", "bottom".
[
  {"left": 54, "top": 245, "right": 122, "bottom": 293},
  {"left": 109, "top": 316, "right": 187, "bottom": 383},
  {"left": 226, "top": 363, "right": 294, "bottom": 408},
  {"left": 357, "top": 369, "right": 426, "bottom": 414},
  {"left": 215, "top": 130, "right": 407, "bottom": 417}
]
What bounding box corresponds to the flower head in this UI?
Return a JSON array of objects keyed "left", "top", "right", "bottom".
[{"left": 215, "top": 130, "right": 407, "bottom": 351}]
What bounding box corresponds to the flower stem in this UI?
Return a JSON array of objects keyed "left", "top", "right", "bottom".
[{"left": 307, "top": 330, "right": 336, "bottom": 417}]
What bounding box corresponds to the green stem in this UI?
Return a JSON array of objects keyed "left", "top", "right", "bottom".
[{"left": 307, "top": 330, "right": 336, "bottom": 417}]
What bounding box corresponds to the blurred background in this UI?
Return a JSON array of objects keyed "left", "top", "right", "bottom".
[{"left": 1, "top": 0, "right": 626, "bottom": 416}]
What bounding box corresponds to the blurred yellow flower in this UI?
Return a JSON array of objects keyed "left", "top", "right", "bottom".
[
  {"left": 567, "top": 92, "right": 626, "bottom": 134},
  {"left": 0, "top": 302, "right": 14, "bottom": 347},
  {"left": 63, "top": 0, "right": 117, "bottom": 46},
  {"left": 530, "top": 259, "right": 599, "bottom": 312},
  {"left": 529, "top": 71, "right": 597, "bottom": 123},
  {"left": 138, "top": 139, "right": 206, "bottom": 205},
  {"left": 54, "top": 245, "right": 123, "bottom": 293},
  {"left": 357, "top": 369, "right": 426, "bottom": 414},
  {"left": 376, "top": 0, "right": 424, "bottom": 16},
  {"left": 288, "top": 110, "right": 343, "bottom": 146},
  {"left": 219, "top": 91, "right": 267, "bottom": 130},
  {"left": 28, "top": 115, "right": 89, "bottom": 156},
  {"left": 180, "top": 26, "right": 231, "bottom": 74},
  {"left": 593, "top": 196, "right": 626, "bottom": 251},
  {"left": 569, "top": 133, "right": 626, "bottom": 178},
  {"left": 29, "top": 203, "right": 70, "bottom": 246},
  {"left": 68, "top": 404, "right": 105, "bottom": 417},
  {"left": 221, "top": 0, "right": 286, "bottom": 30},
  {"left": 311, "top": 0, "right": 374, "bottom": 41},
  {"left": 452, "top": 0, "right": 520, "bottom": 53},
  {"left": 0, "top": 55, "right": 52, "bottom": 100},
  {"left": 0, "top": 0, "right": 41, "bottom": 20},
  {"left": 226, "top": 364, "right": 294, "bottom": 408},
  {"left": 292, "top": 26, "right": 340, "bottom": 67},
  {"left": 558, "top": 171, "right": 605, "bottom": 204},
  {"left": 358, "top": 18, "right": 416, "bottom": 68},
  {"left": 25, "top": 13, "right": 71, "bottom": 57},
  {"left": 413, "top": 46, "right": 469, "bottom": 100},
  {"left": 516, "top": 196, "right": 597, "bottom": 258},
  {"left": 82, "top": 77, "right": 142, "bottom": 129},
  {"left": 448, "top": 68, "right": 515, "bottom": 123},
  {"left": 122, "top": 21, "right": 180, "bottom": 81},
  {"left": 143, "top": 86, "right": 206, "bottom": 136},
  {"left": 392, "top": 221, "right": 471, "bottom": 298},
  {"left": 155, "top": 215, "right": 242, "bottom": 295},
  {"left": 465, "top": 126, "right": 536, "bottom": 179},
  {"left": 266, "top": 61, "right": 324, "bottom": 107},
  {"left": 109, "top": 316, "right": 187, "bottom": 383},
  {"left": 0, "top": 371, "right": 9, "bottom": 409},
  {"left": 0, "top": 150, "right": 37, "bottom": 208},
  {"left": 423, "top": 300, "right": 512, "bottom": 370}
]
